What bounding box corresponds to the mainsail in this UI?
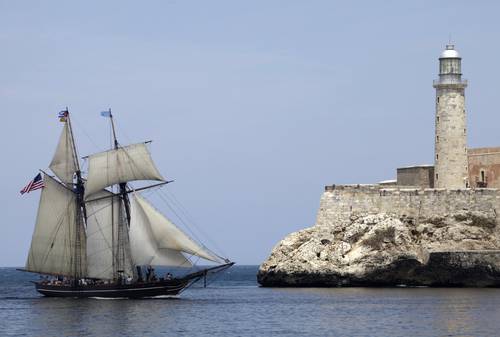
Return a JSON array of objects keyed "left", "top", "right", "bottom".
[
  {"left": 130, "top": 193, "right": 223, "bottom": 264},
  {"left": 25, "top": 175, "right": 86, "bottom": 276},
  {"left": 49, "top": 122, "right": 78, "bottom": 184},
  {"left": 85, "top": 190, "right": 120, "bottom": 279},
  {"left": 84, "top": 143, "right": 165, "bottom": 198}
]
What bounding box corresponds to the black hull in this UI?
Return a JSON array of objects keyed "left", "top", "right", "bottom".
[
  {"left": 31, "top": 262, "right": 234, "bottom": 299},
  {"left": 35, "top": 279, "right": 189, "bottom": 298}
]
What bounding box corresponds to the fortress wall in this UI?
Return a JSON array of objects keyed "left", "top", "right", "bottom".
[{"left": 316, "top": 184, "right": 500, "bottom": 228}]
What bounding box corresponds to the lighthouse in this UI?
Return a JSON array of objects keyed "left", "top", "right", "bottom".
[{"left": 433, "top": 44, "right": 468, "bottom": 188}]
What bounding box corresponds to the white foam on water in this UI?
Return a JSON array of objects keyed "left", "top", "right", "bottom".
[{"left": 88, "top": 297, "right": 127, "bottom": 300}]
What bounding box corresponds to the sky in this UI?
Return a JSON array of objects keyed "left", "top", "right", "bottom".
[{"left": 1, "top": 0, "right": 500, "bottom": 266}]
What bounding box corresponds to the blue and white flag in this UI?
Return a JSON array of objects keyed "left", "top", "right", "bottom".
[
  {"left": 58, "top": 110, "right": 68, "bottom": 122},
  {"left": 100, "top": 110, "right": 111, "bottom": 117}
]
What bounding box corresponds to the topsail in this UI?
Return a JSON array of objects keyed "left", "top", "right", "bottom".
[
  {"left": 84, "top": 143, "right": 165, "bottom": 198},
  {"left": 49, "top": 122, "right": 78, "bottom": 184}
]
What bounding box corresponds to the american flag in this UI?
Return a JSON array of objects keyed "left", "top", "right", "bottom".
[{"left": 20, "top": 173, "right": 44, "bottom": 195}]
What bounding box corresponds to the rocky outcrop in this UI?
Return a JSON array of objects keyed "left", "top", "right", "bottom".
[{"left": 258, "top": 211, "right": 500, "bottom": 287}]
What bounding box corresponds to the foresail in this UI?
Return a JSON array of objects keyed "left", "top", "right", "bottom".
[
  {"left": 132, "top": 193, "right": 223, "bottom": 263},
  {"left": 49, "top": 122, "right": 78, "bottom": 184},
  {"left": 130, "top": 194, "right": 192, "bottom": 267},
  {"left": 25, "top": 175, "right": 84, "bottom": 276},
  {"left": 84, "top": 143, "right": 165, "bottom": 199},
  {"left": 85, "top": 190, "right": 119, "bottom": 279}
]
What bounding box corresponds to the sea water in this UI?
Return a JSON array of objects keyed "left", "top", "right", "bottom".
[{"left": 1, "top": 266, "right": 500, "bottom": 336}]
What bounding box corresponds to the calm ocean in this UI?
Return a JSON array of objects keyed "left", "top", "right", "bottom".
[{"left": 1, "top": 265, "right": 500, "bottom": 336}]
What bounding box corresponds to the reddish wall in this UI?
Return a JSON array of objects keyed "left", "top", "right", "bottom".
[{"left": 468, "top": 147, "right": 500, "bottom": 188}]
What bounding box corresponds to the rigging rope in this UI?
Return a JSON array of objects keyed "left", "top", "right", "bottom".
[
  {"left": 179, "top": 262, "right": 232, "bottom": 293},
  {"left": 70, "top": 114, "right": 106, "bottom": 153},
  {"left": 156, "top": 188, "right": 228, "bottom": 260}
]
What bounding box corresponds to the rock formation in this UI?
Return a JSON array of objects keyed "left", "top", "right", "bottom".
[{"left": 258, "top": 210, "right": 500, "bottom": 287}]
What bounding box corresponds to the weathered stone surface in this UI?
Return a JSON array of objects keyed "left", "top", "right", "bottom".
[
  {"left": 434, "top": 87, "right": 468, "bottom": 189},
  {"left": 258, "top": 211, "right": 500, "bottom": 287},
  {"left": 316, "top": 185, "right": 500, "bottom": 229}
]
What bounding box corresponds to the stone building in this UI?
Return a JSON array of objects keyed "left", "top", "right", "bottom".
[
  {"left": 433, "top": 45, "right": 468, "bottom": 189},
  {"left": 394, "top": 45, "right": 500, "bottom": 189},
  {"left": 396, "top": 165, "right": 434, "bottom": 188}
]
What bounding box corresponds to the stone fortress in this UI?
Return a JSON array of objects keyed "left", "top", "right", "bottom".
[
  {"left": 322, "top": 44, "right": 500, "bottom": 225},
  {"left": 258, "top": 45, "right": 500, "bottom": 287}
]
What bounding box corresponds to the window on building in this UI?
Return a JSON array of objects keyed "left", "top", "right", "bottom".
[
  {"left": 481, "top": 170, "right": 485, "bottom": 183},
  {"left": 436, "top": 154, "right": 439, "bottom": 160},
  {"left": 437, "top": 116, "right": 440, "bottom": 122},
  {"left": 436, "top": 173, "right": 438, "bottom": 180}
]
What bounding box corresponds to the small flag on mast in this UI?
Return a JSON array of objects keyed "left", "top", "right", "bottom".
[
  {"left": 20, "top": 173, "right": 44, "bottom": 195},
  {"left": 100, "top": 110, "right": 111, "bottom": 118},
  {"left": 58, "top": 110, "right": 68, "bottom": 122}
]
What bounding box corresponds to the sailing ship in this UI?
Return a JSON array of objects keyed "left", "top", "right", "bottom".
[{"left": 21, "top": 109, "right": 233, "bottom": 298}]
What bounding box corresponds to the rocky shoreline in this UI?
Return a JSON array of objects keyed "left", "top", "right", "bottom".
[{"left": 258, "top": 211, "right": 500, "bottom": 287}]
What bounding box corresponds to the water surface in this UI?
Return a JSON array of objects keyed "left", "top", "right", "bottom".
[{"left": 1, "top": 266, "right": 499, "bottom": 336}]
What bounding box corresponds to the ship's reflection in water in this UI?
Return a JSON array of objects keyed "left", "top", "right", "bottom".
[
  {"left": 3, "top": 267, "right": 500, "bottom": 336},
  {"left": 26, "top": 296, "right": 191, "bottom": 336}
]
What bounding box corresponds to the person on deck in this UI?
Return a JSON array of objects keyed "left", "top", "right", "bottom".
[{"left": 146, "top": 266, "right": 153, "bottom": 282}]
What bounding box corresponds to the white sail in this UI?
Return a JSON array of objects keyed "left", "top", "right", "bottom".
[
  {"left": 132, "top": 193, "right": 222, "bottom": 263},
  {"left": 130, "top": 194, "right": 193, "bottom": 267},
  {"left": 25, "top": 175, "right": 84, "bottom": 276},
  {"left": 85, "top": 190, "right": 119, "bottom": 279},
  {"left": 84, "top": 143, "right": 165, "bottom": 198},
  {"left": 49, "top": 122, "right": 78, "bottom": 184}
]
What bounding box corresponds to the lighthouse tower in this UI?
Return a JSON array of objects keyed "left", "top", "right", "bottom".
[{"left": 433, "top": 44, "right": 468, "bottom": 188}]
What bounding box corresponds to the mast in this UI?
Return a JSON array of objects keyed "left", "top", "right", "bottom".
[
  {"left": 109, "top": 109, "right": 131, "bottom": 224},
  {"left": 107, "top": 109, "right": 133, "bottom": 280},
  {"left": 66, "top": 109, "right": 86, "bottom": 218},
  {"left": 65, "top": 108, "right": 86, "bottom": 280}
]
